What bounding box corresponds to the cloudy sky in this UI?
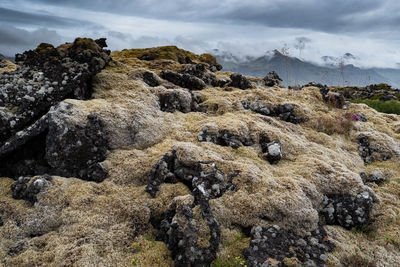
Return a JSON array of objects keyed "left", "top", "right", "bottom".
[{"left": 1, "top": 0, "right": 400, "bottom": 68}]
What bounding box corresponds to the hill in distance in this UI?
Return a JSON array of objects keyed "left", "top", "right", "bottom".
[{"left": 215, "top": 49, "right": 400, "bottom": 88}]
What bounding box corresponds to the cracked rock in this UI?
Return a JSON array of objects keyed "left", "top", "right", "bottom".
[
  {"left": 242, "top": 100, "right": 302, "bottom": 124},
  {"left": 197, "top": 126, "right": 253, "bottom": 149},
  {"left": 244, "top": 224, "right": 334, "bottom": 267},
  {"left": 11, "top": 174, "right": 52, "bottom": 203},
  {"left": 143, "top": 71, "right": 162, "bottom": 87},
  {"left": 264, "top": 141, "right": 282, "bottom": 164},
  {"left": 321, "top": 191, "right": 374, "bottom": 229},
  {"left": 161, "top": 70, "right": 206, "bottom": 90},
  {"left": 229, "top": 73, "right": 252, "bottom": 89},
  {"left": 146, "top": 150, "right": 239, "bottom": 266},
  {"left": 264, "top": 71, "right": 284, "bottom": 88}
]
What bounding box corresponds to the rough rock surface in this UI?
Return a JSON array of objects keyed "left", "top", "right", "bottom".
[
  {"left": 197, "top": 126, "right": 253, "bottom": 149},
  {"left": 146, "top": 149, "right": 237, "bottom": 265},
  {"left": 321, "top": 191, "right": 374, "bottom": 229},
  {"left": 11, "top": 175, "right": 52, "bottom": 203},
  {"left": 244, "top": 224, "right": 334, "bottom": 267},
  {"left": 264, "top": 71, "right": 284, "bottom": 88},
  {"left": 161, "top": 70, "right": 206, "bottom": 90},
  {"left": 242, "top": 100, "right": 303, "bottom": 124},
  {"left": 229, "top": 73, "right": 252, "bottom": 89},
  {"left": 1, "top": 43, "right": 400, "bottom": 267}
]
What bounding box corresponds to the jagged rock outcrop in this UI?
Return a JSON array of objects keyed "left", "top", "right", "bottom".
[
  {"left": 11, "top": 175, "right": 52, "bottom": 203},
  {"left": 0, "top": 38, "right": 110, "bottom": 180},
  {"left": 264, "top": 71, "right": 284, "bottom": 88},
  {"left": 146, "top": 149, "right": 238, "bottom": 265},
  {"left": 244, "top": 224, "right": 334, "bottom": 267},
  {"left": 321, "top": 192, "right": 374, "bottom": 229},
  {"left": 229, "top": 73, "right": 252, "bottom": 89},
  {"left": 242, "top": 100, "right": 303, "bottom": 124}
]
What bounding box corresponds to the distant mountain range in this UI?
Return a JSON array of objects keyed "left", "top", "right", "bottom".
[{"left": 214, "top": 50, "right": 400, "bottom": 88}]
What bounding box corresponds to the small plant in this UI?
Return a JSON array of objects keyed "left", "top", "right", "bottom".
[
  {"left": 132, "top": 242, "right": 141, "bottom": 253},
  {"left": 384, "top": 233, "right": 392, "bottom": 245},
  {"left": 313, "top": 112, "right": 355, "bottom": 135},
  {"left": 131, "top": 258, "right": 137, "bottom": 266},
  {"left": 212, "top": 255, "right": 247, "bottom": 267}
]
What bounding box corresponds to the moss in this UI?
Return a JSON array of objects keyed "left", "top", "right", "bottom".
[
  {"left": 112, "top": 46, "right": 216, "bottom": 65},
  {"left": 351, "top": 99, "right": 400, "bottom": 115},
  {"left": 34, "top": 43, "right": 54, "bottom": 53}
]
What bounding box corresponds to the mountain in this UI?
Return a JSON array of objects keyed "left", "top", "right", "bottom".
[{"left": 216, "top": 50, "right": 400, "bottom": 88}]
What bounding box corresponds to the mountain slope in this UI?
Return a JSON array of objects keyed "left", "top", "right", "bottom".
[{"left": 217, "top": 51, "right": 399, "bottom": 88}]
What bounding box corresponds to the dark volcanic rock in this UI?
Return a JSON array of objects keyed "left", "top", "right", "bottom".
[
  {"left": 264, "top": 71, "right": 284, "bottom": 88},
  {"left": 357, "top": 135, "right": 391, "bottom": 164},
  {"left": 143, "top": 71, "right": 162, "bottom": 87},
  {"left": 264, "top": 141, "right": 282, "bottom": 164},
  {"left": 146, "top": 149, "right": 239, "bottom": 265},
  {"left": 159, "top": 89, "right": 193, "bottom": 113},
  {"left": 161, "top": 70, "right": 206, "bottom": 90},
  {"left": 242, "top": 100, "right": 303, "bottom": 124},
  {"left": 229, "top": 73, "right": 252, "bottom": 89},
  {"left": 321, "top": 191, "right": 374, "bottom": 229},
  {"left": 11, "top": 175, "right": 52, "bottom": 203},
  {"left": 0, "top": 102, "right": 109, "bottom": 181},
  {"left": 181, "top": 63, "right": 217, "bottom": 86},
  {"left": 197, "top": 126, "right": 253, "bottom": 149},
  {"left": 0, "top": 38, "right": 111, "bottom": 147},
  {"left": 244, "top": 224, "right": 334, "bottom": 267},
  {"left": 361, "top": 170, "right": 385, "bottom": 185}
]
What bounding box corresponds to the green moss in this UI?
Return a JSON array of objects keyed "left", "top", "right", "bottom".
[
  {"left": 34, "top": 43, "right": 54, "bottom": 53},
  {"left": 114, "top": 46, "right": 216, "bottom": 65},
  {"left": 352, "top": 99, "right": 400, "bottom": 115}
]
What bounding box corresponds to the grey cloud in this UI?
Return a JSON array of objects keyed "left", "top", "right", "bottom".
[
  {"left": 30, "top": 0, "right": 397, "bottom": 34},
  {"left": 0, "top": 25, "right": 64, "bottom": 56},
  {"left": 0, "top": 7, "right": 101, "bottom": 29}
]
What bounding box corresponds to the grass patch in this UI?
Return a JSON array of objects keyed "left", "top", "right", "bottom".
[{"left": 352, "top": 99, "right": 400, "bottom": 115}]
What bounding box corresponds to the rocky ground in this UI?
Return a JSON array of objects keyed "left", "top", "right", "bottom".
[{"left": 0, "top": 38, "right": 400, "bottom": 267}]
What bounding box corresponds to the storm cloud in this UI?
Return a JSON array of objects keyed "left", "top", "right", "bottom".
[{"left": 0, "top": 0, "right": 399, "bottom": 68}]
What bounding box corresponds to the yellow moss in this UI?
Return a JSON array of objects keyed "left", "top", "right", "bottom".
[{"left": 34, "top": 43, "right": 54, "bottom": 53}]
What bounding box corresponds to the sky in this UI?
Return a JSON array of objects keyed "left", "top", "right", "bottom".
[{"left": 1, "top": 0, "right": 400, "bottom": 68}]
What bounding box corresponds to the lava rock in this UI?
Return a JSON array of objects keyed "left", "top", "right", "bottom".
[
  {"left": 244, "top": 224, "right": 334, "bottom": 267},
  {"left": 161, "top": 70, "right": 206, "bottom": 90},
  {"left": 358, "top": 135, "right": 374, "bottom": 163},
  {"left": 264, "top": 71, "right": 284, "bottom": 88},
  {"left": 197, "top": 126, "right": 253, "bottom": 149},
  {"left": 264, "top": 141, "right": 282, "bottom": 164},
  {"left": 216, "top": 78, "right": 230, "bottom": 87},
  {"left": 242, "top": 101, "right": 303, "bottom": 124},
  {"left": 143, "top": 71, "right": 162, "bottom": 87},
  {"left": 0, "top": 38, "right": 111, "bottom": 147},
  {"left": 11, "top": 174, "right": 52, "bottom": 203},
  {"left": 321, "top": 191, "right": 374, "bottom": 229},
  {"left": 242, "top": 100, "right": 272, "bottom": 116},
  {"left": 157, "top": 195, "right": 220, "bottom": 267},
  {"left": 146, "top": 149, "right": 235, "bottom": 199},
  {"left": 147, "top": 150, "right": 239, "bottom": 265},
  {"left": 45, "top": 112, "right": 109, "bottom": 181},
  {"left": 0, "top": 103, "right": 109, "bottom": 181},
  {"left": 181, "top": 63, "right": 217, "bottom": 86},
  {"left": 159, "top": 89, "right": 193, "bottom": 113},
  {"left": 229, "top": 73, "right": 252, "bottom": 89},
  {"left": 369, "top": 170, "right": 385, "bottom": 184}
]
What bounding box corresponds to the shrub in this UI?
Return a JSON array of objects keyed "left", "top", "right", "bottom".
[
  {"left": 352, "top": 99, "right": 400, "bottom": 115},
  {"left": 312, "top": 112, "right": 355, "bottom": 135}
]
